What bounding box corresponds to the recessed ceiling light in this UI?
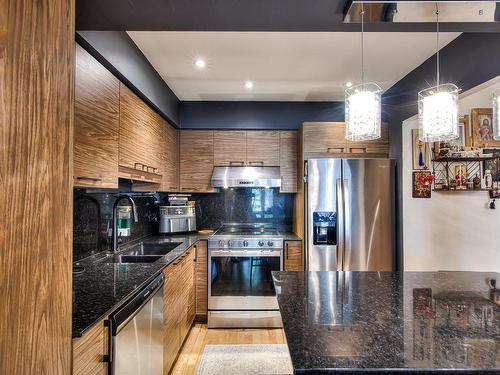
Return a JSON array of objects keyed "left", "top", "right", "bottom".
[
  {"left": 345, "top": 82, "right": 353, "bottom": 88},
  {"left": 194, "top": 59, "right": 206, "bottom": 69},
  {"left": 245, "top": 80, "right": 253, "bottom": 89}
]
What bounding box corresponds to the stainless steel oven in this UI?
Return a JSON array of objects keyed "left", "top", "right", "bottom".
[{"left": 207, "top": 223, "right": 283, "bottom": 328}]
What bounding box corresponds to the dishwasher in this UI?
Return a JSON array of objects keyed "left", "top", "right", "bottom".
[{"left": 108, "top": 273, "right": 164, "bottom": 375}]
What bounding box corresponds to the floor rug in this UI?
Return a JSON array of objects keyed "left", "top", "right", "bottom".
[{"left": 196, "top": 344, "right": 293, "bottom": 375}]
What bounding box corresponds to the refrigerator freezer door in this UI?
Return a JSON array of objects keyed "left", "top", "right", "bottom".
[
  {"left": 342, "top": 159, "right": 394, "bottom": 271},
  {"left": 307, "top": 159, "right": 343, "bottom": 271}
]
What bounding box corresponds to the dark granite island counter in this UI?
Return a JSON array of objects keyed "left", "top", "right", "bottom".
[{"left": 273, "top": 271, "right": 499, "bottom": 374}]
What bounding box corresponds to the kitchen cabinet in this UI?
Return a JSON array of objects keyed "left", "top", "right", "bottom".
[
  {"left": 74, "top": 44, "right": 119, "bottom": 188},
  {"left": 284, "top": 241, "right": 303, "bottom": 271},
  {"left": 118, "top": 83, "right": 163, "bottom": 182},
  {"left": 346, "top": 122, "right": 389, "bottom": 155},
  {"left": 279, "top": 131, "right": 297, "bottom": 193},
  {"left": 213, "top": 131, "right": 247, "bottom": 166},
  {"left": 163, "top": 246, "right": 196, "bottom": 374},
  {"left": 179, "top": 131, "right": 215, "bottom": 192},
  {"left": 303, "top": 122, "right": 389, "bottom": 158},
  {"left": 161, "top": 120, "right": 179, "bottom": 191},
  {"left": 246, "top": 131, "right": 280, "bottom": 166},
  {"left": 72, "top": 319, "right": 109, "bottom": 375},
  {"left": 194, "top": 241, "right": 208, "bottom": 318},
  {"left": 303, "top": 122, "right": 347, "bottom": 156}
]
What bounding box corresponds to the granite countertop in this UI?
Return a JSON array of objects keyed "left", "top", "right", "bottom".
[
  {"left": 72, "top": 232, "right": 211, "bottom": 338},
  {"left": 273, "top": 271, "right": 499, "bottom": 374}
]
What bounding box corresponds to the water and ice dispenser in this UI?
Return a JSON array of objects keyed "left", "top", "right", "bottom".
[{"left": 312, "top": 211, "right": 337, "bottom": 245}]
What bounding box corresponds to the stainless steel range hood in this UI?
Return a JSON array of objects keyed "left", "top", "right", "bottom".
[
  {"left": 344, "top": 1, "right": 499, "bottom": 23},
  {"left": 210, "top": 166, "right": 281, "bottom": 188}
]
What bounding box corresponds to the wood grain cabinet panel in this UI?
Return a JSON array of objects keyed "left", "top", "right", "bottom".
[
  {"left": 284, "top": 241, "right": 304, "bottom": 271},
  {"left": 161, "top": 120, "right": 179, "bottom": 191},
  {"left": 164, "top": 264, "right": 181, "bottom": 374},
  {"left": 179, "top": 131, "right": 215, "bottom": 192},
  {"left": 279, "top": 131, "right": 297, "bottom": 193},
  {"left": 119, "top": 83, "right": 162, "bottom": 173},
  {"left": 213, "top": 131, "right": 247, "bottom": 166},
  {"left": 194, "top": 241, "right": 208, "bottom": 318},
  {"left": 303, "top": 122, "right": 347, "bottom": 156},
  {"left": 246, "top": 131, "right": 280, "bottom": 166},
  {"left": 72, "top": 320, "right": 109, "bottom": 375},
  {"left": 346, "top": 122, "right": 389, "bottom": 155},
  {"left": 74, "top": 44, "right": 119, "bottom": 188}
]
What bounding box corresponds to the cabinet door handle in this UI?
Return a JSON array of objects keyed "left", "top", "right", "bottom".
[
  {"left": 327, "top": 147, "right": 344, "bottom": 153},
  {"left": 248, "top": 161, "right": 264, "bottom": 166},
  {"left": 349, "top": 147, "right": 367, "bottom": 153},
  {"left": 193, "top": 245, "right": 197, "bottom": 262},
  {"left": 76, "top": 176, "right": 102, "bottom": 182},
  {"left": 286, "top": 243, "right": 289, "bottom": 260},
  {"left": 229, "top": 161, "right": 245, "bottom": 166}
]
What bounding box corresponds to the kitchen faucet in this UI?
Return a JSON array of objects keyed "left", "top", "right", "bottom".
[{"left": 112, "top": 195, "right": 138, "bottom": 252}]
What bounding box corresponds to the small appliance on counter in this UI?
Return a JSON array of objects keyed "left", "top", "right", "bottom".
[{"left": 159, "top": 194, "right": 196, "bottom": 234}]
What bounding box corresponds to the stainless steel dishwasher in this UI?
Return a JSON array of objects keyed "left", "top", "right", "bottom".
[{"left": 109, "top": 274, "right": 164, "bottom": 375}]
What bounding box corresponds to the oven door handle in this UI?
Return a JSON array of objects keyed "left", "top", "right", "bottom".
[{"left": 210, "top": 250, "right": 281, "bottom": 257}]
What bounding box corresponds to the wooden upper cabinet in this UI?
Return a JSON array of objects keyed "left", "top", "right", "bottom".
[
  {"left": 279, "top": 131, "right": 297, "bottom": 193},
  {"left": 246, "top": 131, "right": 280, "bottom": 166},
  {"left": 180, "top": 131, "right": 215, "bottom": 192},
  {"left": 213, "top": 131, "right": 247, "bottom": 166},
  {"left": 161, "top": 120, "right": 179, "bottom": 192},
  {"left": 303, "top": 122, "right": 347, "bottom": 156},
  {"left": 119, "top": 83, "right": 162, "bottom": 173},
  {"left": 346, "top": 122, "right": 389, "bottom": 155},
  {"left": 74, "top": 44, "right": 119, "bottom": 188}
]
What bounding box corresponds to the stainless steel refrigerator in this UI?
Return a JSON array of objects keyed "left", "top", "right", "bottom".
[{"left": 306, "top": 158, "right": 394, "bottom": 272}]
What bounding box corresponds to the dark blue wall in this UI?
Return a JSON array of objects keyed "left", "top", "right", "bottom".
[
  {"left": 180, "top": 101, "right": 345, "bottom": 129},
  {"left": 77, "top": 31, "right": 180, "bottom": 126}
]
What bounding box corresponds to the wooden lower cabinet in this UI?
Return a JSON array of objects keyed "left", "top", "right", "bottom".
[
  {"left": 284, "top": 241, "right": 304, "bottom": 271},
  {"left": 194, "top": 241, "right": 208, "bottom": 318},
  {"left": 163, "top": 246, "right": 196, "bottom": 374},
  {"left": 72, "top": 320, "right": 109, "bottom": 375}
]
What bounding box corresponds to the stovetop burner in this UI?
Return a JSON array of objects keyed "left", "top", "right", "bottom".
[{"left": 214, "top": 223, "right": 280, "bottom": 237}]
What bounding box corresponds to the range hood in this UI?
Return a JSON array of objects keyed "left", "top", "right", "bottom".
[{"left": 211, "top": 166, "right": 281, "bottom": 188}]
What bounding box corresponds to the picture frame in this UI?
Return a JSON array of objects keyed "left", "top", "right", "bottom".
[
  {"left": 412, "top": 129, "right": 431, "bottom": 170},
  {"left": 483, "top": 148, "right": 500, "bottom": 182},
  {"left": 471, "top": 108, "right": 500, "bottom": 148},
  {"left": 412, "top": 171, "right": 432, "bottom": 198}
]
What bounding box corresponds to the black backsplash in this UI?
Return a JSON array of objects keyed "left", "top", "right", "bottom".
[
  {"left": 73, "top": 189, "right": 159, "bottom": 261},
  {"left": 183, "top": 188, "right": 294, "bottom": 232},
  {"left": 74, "top": 187, "right": 294, "bottom": 261}
]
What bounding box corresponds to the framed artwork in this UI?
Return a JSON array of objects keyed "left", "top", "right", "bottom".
[
  {"left": 412, "top": 171, "right": 432, "bottom": 198},
  {"left": 471, "top": 108, "right": 500, "bottom": 147},
  {"left": 412, "top": 129, "right": 431, "bottom": 169},
  {"left": 483, "top": 148, "right": 500, "bottom": 182}
]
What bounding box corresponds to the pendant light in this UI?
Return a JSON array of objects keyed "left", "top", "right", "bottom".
[
  {"left": 418, "top": 4, "right": 459, "bottom": 143},
  {"left": 345, "top": 3, "right": 381, "bottom": 141},
  {"left": 493, "top": 88, "right": 500, "bottom": 140}
]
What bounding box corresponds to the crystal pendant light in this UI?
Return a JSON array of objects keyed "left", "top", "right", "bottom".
[
  {"left": 418, "top": 5, "right": 459, "bottom": 142},
  {"left": 345, "top": 4, "right": 381, "bottom": 141},
  {"left": 493, "top": 89, "right": 500, "bottom": 140}
]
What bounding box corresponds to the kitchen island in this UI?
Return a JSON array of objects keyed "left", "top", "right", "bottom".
[{"left": 273, "top": 271, "right": 499, "bottom": 374}]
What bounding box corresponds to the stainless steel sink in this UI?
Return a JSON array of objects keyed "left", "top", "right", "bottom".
[
  {"left": 106, "top": 255, "right": 163, "bottom": 264},
  {"left": 122, "top": 242, "right": 182, "bottom": 256}
]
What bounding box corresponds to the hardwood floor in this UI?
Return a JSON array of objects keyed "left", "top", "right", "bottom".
[{"left": 170, "top": 324, "right": 287, "bottom": 375}]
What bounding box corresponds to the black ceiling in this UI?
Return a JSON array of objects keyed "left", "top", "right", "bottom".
[{"left": 76, "top": 0, "right": 500, "bottom": 32}]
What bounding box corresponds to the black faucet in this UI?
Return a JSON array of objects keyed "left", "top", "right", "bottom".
[{"left": 112, "top": 195, "right": 138, "bottom": 252}]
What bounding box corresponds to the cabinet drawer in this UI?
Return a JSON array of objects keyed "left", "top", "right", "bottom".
[{"left": 72, "top": 320, "right": 108, "bottom": 375}]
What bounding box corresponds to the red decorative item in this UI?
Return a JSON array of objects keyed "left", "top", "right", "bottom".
[{"left": 413, "top": 171, "right": 433, "bottom": 198}]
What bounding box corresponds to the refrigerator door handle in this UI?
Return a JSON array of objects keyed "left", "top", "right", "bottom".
[
  {"left": 343, "top": 179, "right": 351, "bottom": 271},
  {"left": 336, "top": 178, "right": 344, "bottom": 271}
]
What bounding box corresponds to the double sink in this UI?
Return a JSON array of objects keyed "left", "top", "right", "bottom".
[{"left": 102, "top": 242, "right": 182, "bottom": 264}]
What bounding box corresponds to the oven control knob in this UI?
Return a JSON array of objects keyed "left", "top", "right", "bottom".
[
  {"left": 258, "top": 240, "right": 264, "bottom": 247},
  {"left": 227, "top": 240, "right": 233, "bottom": 247},
  {"left": 218, "top": 240, "right": 224, "bottom": 247},
  {"left": 267, "top": 241, "right": 274, "bottom": 247},
  {"left": 243, "top": 240, "right": 249, "bottom": 247}
]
